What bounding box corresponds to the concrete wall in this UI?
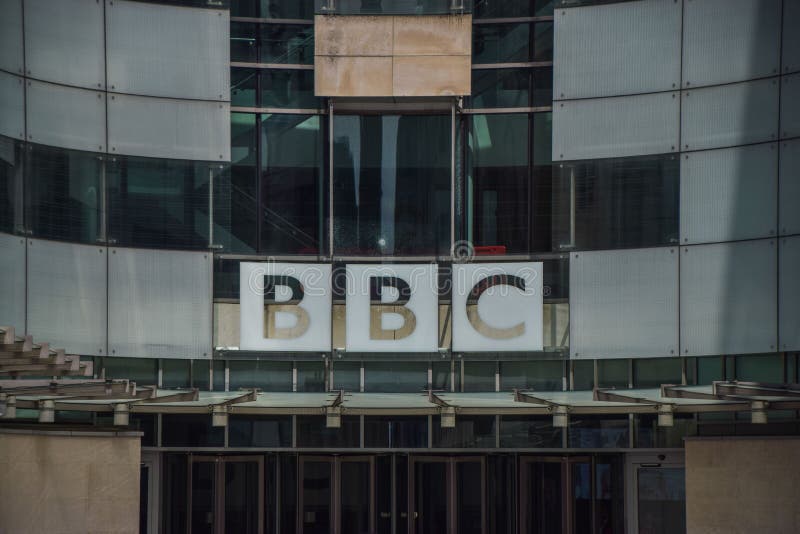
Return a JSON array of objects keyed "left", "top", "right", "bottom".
[
  {"left": 0, "top": 428, "right": 141, "bottom": 534},
  {"left": 314, "top": 15, "right": 471, "bottom": 97},
  {"left": 685, "top": 437, "right": 800, "bottom": 534}
]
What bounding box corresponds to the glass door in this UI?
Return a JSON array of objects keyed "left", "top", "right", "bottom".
[
  {"left": 188, "top": 455, "right": 264, "bottom": 534},
  {"left": 519, "top": 457, "right": 567, "bottom": 534},
  {"left": 299, "top": 456, "right": 334, "bottom": 534},
  {"left": 636, "top": 466, "right": 685, "bottom": 534}
]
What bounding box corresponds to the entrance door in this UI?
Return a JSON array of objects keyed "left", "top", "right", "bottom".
[
  {"left": 635, "top": 466, "right": 685, "bottom": 534},
  {"left": 409, "top": 456, "right": 486, "bottom": 534},
  {"left": 299, "top": 455, "right": 375, "bottom": 534},
  {"left": 187, "top": 455, "right": 264, "bottom": 534},
  {"left": 519, "top": 457, "right": 567, "bottom": 534}
]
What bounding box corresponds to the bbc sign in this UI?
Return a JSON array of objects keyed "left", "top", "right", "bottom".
[{"left": 240, "top": 262, "right": 543, "bottom": 352}]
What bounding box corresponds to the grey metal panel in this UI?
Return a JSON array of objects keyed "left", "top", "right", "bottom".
[
  {"left": 784, "top": 0, "right": 800, "bottom": 74},
  {"left": 108, "top": 248, "right": 211, "bottom": 359},
  {"left": 780, "top": 139, "right": 800, "bottom": 236},
  {"left": 107, "top": 94, "right": 230, "bottom": 161},
  {"left": 25, "top": 79, "right": 106, "bottom": 153},
  {"left": 0, "top": 71, "right": 25, "bottom": 140},
  {"left": 682, "top": 0, "right": 781, "bottom": 88},
  {"left": 781, "top": 73, "right": 800, "bottom": 139},
  {"left": 554, "top": 0, "right": 681, "bottom": 100},
  {"left": 680, "top": 143, "right": 778, "bottom": 244},
  {"left": 552, "top": 92, "right": 679, "bottom": 161},
  {"left": 570, "top": 247, "right": 678, "bottom": 359},
  {"left": 26, "top": 239, "right": 107, "bottom": 356},
  {"left": 680, "top": 240, "right": 778, "bottom": 356},
  {"left": 780, "top": 236, "right": 800, "bottom": 351},
  {"left": 106, "top": 0, "right": 229, "bottom": 101},
  {"left": 23, "top": 0, "right": 105, "bottom": 89},
  {"left": 0, "top": 233, "right": 26, "bottom": 332},
  {"left": 680, "top": 78, "right": 779, "bottom": 151},
  {"left": 0, "top": 0, "right": 24, "bottom": 74}
]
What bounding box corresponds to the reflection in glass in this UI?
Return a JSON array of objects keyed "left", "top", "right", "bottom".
[
  {"left": 633, "top": 357, "right": 682, "bottom": 388},
  {"left": 553, "top": 154, "right": 680, "bottom": 251},
  {"left": 572, "top": 462, "right": 592, "bottom": 533},
  {"left": 433, "top": 415, "right": 496, "bottom": 447},
  {"left": 0, "top": 136, "right": 21, "bottom": 233},
  {"left": 414, "top": 461, "right": 448, "bottom": 534},
  {"left": 261, "top": 0, "right": 315, "bottom": 19},
  {"left": 501, "top": 360, "right": 563, "bottom": 391},
  {"left": 25, "top": 143, "right": 101, "bottom": 243},
  {"left": 231, "top": 68, "right": 258, "bottom": 107},
  {"left": 229, "top": 360, "right": 293, "bottom": 391},
  {"left": 224, "top": 462, "right": 260, "bottom": 534},
  {"left": 230, "top": 22, "right": 258, "bottom": 62},
  {"left": 637, "top": 467, "right": 686, "bottom": 534},
  {"left": 500, "top": 416, "right": 562, "bottom": 447},
  {"left": 568, "top": 416, "right": 629, "bottom": 448},
  {"left": 302, "top": 460, "right": 332, "bottom": 534},
  {"left": 364, "top": 416, "right": 428, "bottom": 447},
  {"left": 296, "top": 415, "right": 360, "bottom": 447},
  {"left": 473, "top": 23, "right": 532, "bottom": 63},
  {"left": 260, "top": 114, "right": 324, "bottom": 254},
  {"left": 215, "top": 113, "right": 257, "bottom": 252},
  {"left": 162, "top": 414, "right": 225, "bottom": 446},
  {"left": 341, "top": 461, "right": 371, "bottom": 534},
  {"left": 191, "top": 461, "right": 215, "bottom": 534},
  {"left": 363, "top": 361, "right": 428, "bottom": 392},
  {"left": 333, "top": 114, "right": 451, "bottom": 255},
  {"left": 261, "top": 69, "right": 318, "bottom": 109},
  {"left": 107, "top": 155, "right": 215, "bottom": 249},
  {"left": 456, "top": 461, "right": 483, "bottom": 534},
  {"left": 470, "top": 67, "right": 552, "bottom": 108},
  {"left": 229, "top": 415, "right": 292, "bottom": 446},
  {"left": 521, "top": 460, "right": 562, "bottom": 534},
  {"left": 297, "top": 360, "right": 326, "bottom": 391},
  {"left": 261, "top": 24, "right": 314, "bottom": 64},
  {"left": 474, "top": 0, "right": 553, "bottom": 18}
]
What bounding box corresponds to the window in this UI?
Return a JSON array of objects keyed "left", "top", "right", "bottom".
[
  {"left": 500, "top": 360, "right": 564, "bottom": 391},
  {"left": 296, "top": 360, "right": 326, "bottom": 392},
  {"left": 474, "top": 0, "right": 553, "bottom": 18},
  {"left": 568, "top": 416, "right": 629, "bottom": 448},
  {"left": 229, "top": 415, "right": 292, "bottom": 446},
  {"left": 463, "top": 361, "right": 496, "bottom": 392},
  {"left": 500, "top": 416, "right": 562, "bottom": 447},
  {"left": 162, "top": 359, "right": 191, "bottom": 388},
  {"left": 364, "top": 416, "right": 429, "bottom": 447},
  {"left": 597, "top": 359, "right": 628, "bottom": 389},
  {"left": 103, "top": 357, "right": 158, "bottom": 385},
  {"left": 473, "top": 22, "right": 553, "bottom": 64},
  {"left": 333, "top": 114, "right": 451, "bottom": 256},
  {"left": 261, "top": 69, "right": 318, "bottom": 109},
  {"left": 433, "top": 415, "right": 496, "bottom": 447},
  {"left": 296, "top": 415, "right": 360, "bottom": 447},
  {"left": 0, "top": 136, "right": 21, "bottom": 233},
  {"left": 260, "top": 24, "right": 314, "bottom": 64},
  {"left": 228, "top": 360, "right": 293, "bottom": 391},
  {"left": 363, "top": 361, "right": 429, "bottom": 393},
  {"left": 470, "top": 67, "right": 552, "bottom": 108},
  {"left": 633, "top": 358, "right": 682, "bottom": 388},
  {"left": 162, "top": 415, "right": 224, "bottom": 447}
]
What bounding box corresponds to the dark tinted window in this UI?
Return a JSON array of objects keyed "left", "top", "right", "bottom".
[
  {"left": 296, "top": 415, "right": 360, "bottom": 447},
  {"left": 363, "top": 361, "right": 429, "bottom": 393},
  {"left": 260, "top": 24, "right": 314, "bottom": 64},
  {"left": 333, "top": 114, "right": 451, "bottom": 255},
  {"left": 131, "top": 414, "right": 157, "bottom": 447},
  {"left": 162, "top": 414, "right": 225, "bottom": 447},
  {"left": 216, "top": 113, "right": 258, "bottom": 253},
  {"left": 231, "top": 22, "right": 258, "bottom": 62},
  {"left": 297, "top": 360, "right": 326, "bottom": 392},
  {"left": 500, "top": 416, "right": 562, "bottom": 447},
  {"left": 364, "top": 416, "right": 428, "bottom": 447},
  {"left": 229, "top": 415, "right": 292, "bottom": 446},
  {"left": 229, "top": 360, "right": 293, "bottom": 391},
  {"left": 473, "top": 22, "right": 552, "bottom": 64},
  {"left": 474, "top": 0, "right": 553, "bottom": 18},
  {"left": 261, "top": 69, "right": 318, "bottom": 109},
  {"left": 568, "top": 416, "right": 629, "bottom": 448},
  {"left": 470, "top": 67, "right": 552, "bottom": 108},
  {"left": 231, "top": 67, "right": 258, "bottom": 107},
  {"left": 553, "top": 154, "right": 680, "bottom": 251},
  {"left": 25, "top": 143, "right": 102, "bottom": 243},
  {"left": 500, "top": 360, "right": 563, "bottom": 391},
  {"left": 433, "top": 415, "right": 496, "bottom": 447},
  {"left": 0, "top": 136, "right": 21, "bottom": 233}
]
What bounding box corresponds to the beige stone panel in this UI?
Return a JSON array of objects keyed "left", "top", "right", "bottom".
[
  {"left": 393, "top": 55, "right": 471, "bottom": 97},
  {"left": 214, "top": 302, "right": 240, "bottom": 348},
  {"left": 314, "top": 15, "right": 393, "bottom": 57},
  {"left": 332, "top": 303, "right": 345, "bottom": 349},
  {"left": 316, "top": 56, "right": 393, "bottom": 97},
  {"left": 393, "top": 15, "right": 472, "bottom": 56}
]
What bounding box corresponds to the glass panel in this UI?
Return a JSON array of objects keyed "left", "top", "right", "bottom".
[
  {"left": 332, "top": 360, "right": 361, "bottom": 391},
  {"left": 696, "top": 356, "right": 723, "bottom": 385},
  {"left": 474, "top": 0, "right": 553, "bottom": 18},
  {"left": 522, "top": 460, "right": 562, "bottom": 534},
  {"left": 193, "top": 359, "right": 210, "bottom": 390},
  {"left": 315, "top": 0, "right": 474, "bottom": 15},
  {"left": 104, "top": 357, "right": 158, "bottom": 384},
  {"left": 260, "top": 24, "right": 314, "bottom": 64},
  {"left": 130, "top": 414, "right": 156, "bottom": 446},
  {"left": 500, "top": 360, "right": 563, "bottom": 391},
  {"left": 261, "top": 69, "right": 318, "bottom": 109},
  {"left": 597, "top": 359, "right": 628, "bottom": 389},
  {"left": 633, "top": 358, "right": 682, "bottom": 388},
  {"left": 533, "top": 22, "right": 553, "bottom": 62},
  {"left": 364, "top": 416, "right": 429, "bottom": 448},
  {"left": 225, "top": 461, "right": 260, "bottom": 534},
  {"left": 260, "top": 114, "right": 323, "bottom": 254},
  {"left": 107, "top": 155, "right": 214, "bottom": 249},
  {"left": 456, "top": 461, "right": 483, "bottom": 534},
  {"left": 280, "top": 455, "right": 298, "bottom": 533},
  {"left": 341, "top": 461, "right": 371, "bottom": 534},
  {"left": 212, "top": 360, "right": 226, "bottom": 391},
  {"left": 229, "top": 415, "right": 292, "bottom": 447},
  {"left": 296, "top": 415, "right": 360, "bottom": 447},
  {"left": 232, "top": 67, "right": 258, "bottom": 107},
  {"left": 487, "top": 455, "right": 514, "bottom": 534},
  {"left": 553, "top": 154, "right": 680, "bottom": 251},
  {"left": 297, "top": 361, "right": 326, "bottom": 392},
  {"left": 572, "top": 462, "right": 592, "bottom": 533},
  {"left": 302, "top": 460, "right": 332, "bottom": 534},
  {"left": 191, "top": 461, "right": 215, "bottom": 534},
  {"left": 376, "top": 455, "right": 392, "bottom": 534},
  {"left": 431, "top": 361, "right": 452, "bottom": 391},
  {"left": 363, "top": 361, "right": 428, "bottom": 393},
  {"left": 568, "top": 416, "right": 629, "bottom": 448},
  {"left": 231, "top": 0, "right": 258, "bottom": 16},
  {"left": 637, "top": 467, "right": 686, "bottom": 534},
  {"left": 261, "top": 0, "right": 314, "bottom": 19},
  {"left": 162, "top": 359, "right": 191, "bottom": 388},
  {"left": 572, "top": 360, "right": 594, "bottom": 390},
  {"left": 162, "top": 415, "right": 225, "bottom": 446},
  {"left": 735, "top": 353, "right": 783, "bottom": 382},
  {"left": 164, "top": 455, "right": 188, "bottom": 534},
  {"left": 433, "top": 415, "right": 496, "bottom": 447},
  {"left": 0, "top": 136, "right": 20, "bottom": 233},
  {"left": 635, "top": 414, "right": 696, "bottom": 448},
  {"left": 231, "top": 22, "right": 258, "bottom": 62},
  {"left": 473, "top": 23, "right": 531, "bottom": 64},
  {"left": 499, "top": 416, "right": 562, "bottom": 447},
  {"left": 221, "top": 113, "right": 257, "bottom": 253},
  {"left": 414, "top": 461, "right": 448, "bottom": 534},
  {"left": 25, "top": 143, "right": 101, "bottom": 243},
  {"left": 463, "top": 361, "right": 496, "bottom": 392},
  {"left": 470, "top": 67, "right": 552, "bottom": 108},
  {"left": 229, "top": 360, "right": 293, "bottom": 391},
  {"left": 333, "top": 114, "right": 451, "bottom": 256},
  {"left": 595, "top": 458, "right": 625, "bottom": 534}
]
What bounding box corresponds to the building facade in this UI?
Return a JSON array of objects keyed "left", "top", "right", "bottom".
[{"left": 0, "top": 0, "right": 799, "bottom": 533}]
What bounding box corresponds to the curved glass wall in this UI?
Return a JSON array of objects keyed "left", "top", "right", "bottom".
[{"left": 0, "top": 137, "right": 22, "bottom": 234}]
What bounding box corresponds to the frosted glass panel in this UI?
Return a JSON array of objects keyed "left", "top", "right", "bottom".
[
  {"left": 680, "top": 240, "right": 777, "bottom": 356},
  {"left": 26, "top": 239, "right": 108, "bottom": 356},
  {"left": 680, "top": 143, "right": 778, "bottom": 244},
  {"left": 682, "top": 0, "right": 781, "bottom": 87},
  {"left": 554, "top": 0, "right": 681, "bottom": 99},
  {"left": 570, "top": 247, "right": 678, "bottom": 359},
  {"left": 24, "top": 0, "right": 105, "bottom": 89},
  {"left": 26, "top": 79, "right": 106, "bottom": 152},
  {"left": 108, "top": 248, "right": 211, "bottom": 359},
  {"left": 681, "top": 78, "right": 779, "bottom": 151},
  {"left": 553, "top": 92, "right": 679, "bottom": 160},
  {"left": 106, "top": 0, "right": 229, "bottom": 101}
]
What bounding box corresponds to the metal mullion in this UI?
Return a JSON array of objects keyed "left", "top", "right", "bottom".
[
  {"left": 216, "top": 459, "right": 225, "bottom": 534},
  {"left": 448, "top": 458, "right": 456, "bottom": 534},
  {"left": 255, "top": 111, "right": 263, "bottom": 253},
  {"left": 333, "top": 457, "right": 341, "bottom": 534}
]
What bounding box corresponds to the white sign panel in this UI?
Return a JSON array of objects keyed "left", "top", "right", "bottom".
[
  {"left": 345, "top": 264, "right": 438, "bottom": 352},
  {"left": 452, "top": 262, "right": 543, "bottom": 352},
  {"left": 240, "top": 262, "right": 331, "bottom": 351}
]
